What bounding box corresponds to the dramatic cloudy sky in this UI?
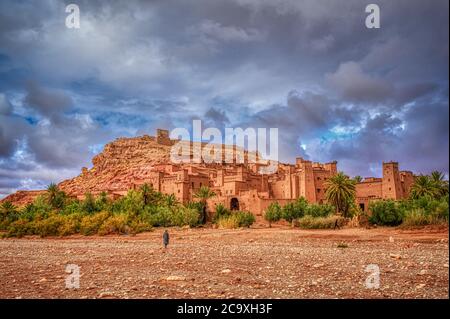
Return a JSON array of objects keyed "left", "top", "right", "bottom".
[{"left": 0, "top": 0, "right": 448, "bottom": 197}]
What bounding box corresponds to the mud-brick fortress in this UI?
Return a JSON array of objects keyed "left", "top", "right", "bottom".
[{"left": 3, "top": 129, "right": 416, "bottom": 215}]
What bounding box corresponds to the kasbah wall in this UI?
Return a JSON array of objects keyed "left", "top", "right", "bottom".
[
  {"left": 120, "top": 129, "right": 416, "bottom": 217},
  {"left": 2, "top": 129, "right": 416, "bottom": 217}
]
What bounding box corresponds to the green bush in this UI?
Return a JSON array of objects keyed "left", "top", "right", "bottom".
[
  {"left": 6, "top": 219, "right": 35, "bottom": 238},
  {"left": 217, "top": 214, "right": 240, "bottom": 229},
  {"left": 369, "top": 200, "right": 403, "bottom": 226},
  {"left": 297, "top": 215, "right": 345, "bottom": 229},
  {"left": 282, "top": 197, "right": 310, "bottom": 222},
  {"left": 98, "top": 214, "right": 129, "bottom": 235},
  {"left": 306, "top": 203, "right": 335, "bottom": 218},
  {"left": 216, "top": 211, "right": 256, "bottom": 229},
  {"left": 401, "top": 208, "right": 432, "bottom": 227},
  {"left": 264, "top": 202, "right": 282, "bottom": 226},
  {"left": 170, "top": 207, "right": 200, "bottom": 227},
  {"left": 128, "top": 220, "right": 153, "bottom": 234},
  {"left": 235, "top": 211, "right": 255, "bottom": 228},
  {"left": 58, "top": 214, "right": 82, "bottom": 236},
  {"left": 80, "top": 211, "right": 110, "bottom": 235},
  {"left": 34, "top": 214, "right": 66, "bottom": 237},
  {"left": 147, "top": 206, "right": 172, "bottom": 227},
  {"left": 213, "top": 203, "right": 231, "bottom": 223},
  {"left": 82, "top": 192, "right": 98, "bottom": 214}
]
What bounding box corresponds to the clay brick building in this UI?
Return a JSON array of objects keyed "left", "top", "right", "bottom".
[
  {"left": 124, "top": 130, "right": 415, "bottom": 216},
  {"left": 355, "top": 162, "right": 414, "bottom": 212},
  {"left": 1, "top": 129, "right": 416, "bottom": 215}
]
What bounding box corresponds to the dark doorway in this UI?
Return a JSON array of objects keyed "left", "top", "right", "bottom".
[
  {"left": 230, "top": 197, "right": 240, "bottom": 211},
  {"left": 359, "top": 203, "right": 365, "bottom": 211}
]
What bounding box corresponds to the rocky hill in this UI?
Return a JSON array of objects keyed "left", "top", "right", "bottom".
[
  {"left": 59, "top": 135, "right": 173, "bottom": 196},
  {"left": 1, "top": 134, "right": 173, "bottom": 206},
  {"left": 1, "top": 131, "right": 262, "bottom": 206}
]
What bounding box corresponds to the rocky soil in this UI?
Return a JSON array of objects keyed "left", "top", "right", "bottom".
[{"left": 0, "top": 226, "right": 448, "bottom": 299}]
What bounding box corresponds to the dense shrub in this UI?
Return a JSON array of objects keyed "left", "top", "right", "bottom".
[
  {"left": 297, "top": 215, "right": 346, "bottom": 229},
  {"left": 235, "top": 211, "right": 255, "bottom": 228},
  {"left": 401, "top": 209, "right": 433, "bottom": 227},
  {"left": 216, "top": 211, "right": 255, "bottom": 229},
  {"left": 170, "top": 207, "right": 200, "bottom": 227},
  {"left": 98, "top": 214, "right": 129, "bottom": 235},
  {"left": 58, "top": 214, "right": 82, "bottom": 236},
  {"left": 305, "top": 203, "right": 335, "bottom": 218},
  {"left": 369, "top": 200, "right": 403, "bottom": 226},
  {"left": 213, "top": 203, "right": 231, "bottom": 223},
  {"left": 128, "top": 220, "right": 153, "bottom": 234},
  {"left": 264, "top": 202, "right": 282, "bottom": 226},
  {"left": 34, "top": 214, "right": 66, "bottom": 237},
  {"left": 6, "top": 219, "right": 34, "bottom": 238},
  {"left": 217, "top": 214, "right": 240, "bottom": 229},
  {"left": 80, "top": 211, "right": 110, "bottom": 235},
  {"left": 147, "top": 206, "right": 172, "bottom": 227},
  {"left": 82, "top": 192, "right": 98, "bottom": 214}
]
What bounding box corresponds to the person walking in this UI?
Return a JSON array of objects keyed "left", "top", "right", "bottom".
[{"left": 163, "top": 229, "right": 170, "bottom": 249}]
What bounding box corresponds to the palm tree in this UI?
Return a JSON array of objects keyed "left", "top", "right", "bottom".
[
  {"left": 1, "top": 201, "right": 17, "bottom": 217},
  {"left": 324, "top": 172, "right": 356, "bottom": 218},
  {"left": 410, "top": 175, "right": 441, "bottom": 199},
  {"left": 140, "top": 183, "right": 153, "bottom": 206},
  {"left": 430, "top": 171, "right": 449, "bottom": 197},
  {"left": 353, "top": 176, "right": 363, "bottom": 183},
  {"left": 47, "top": 183, "right": 58, "bottom": 202},
  {"left": 194, "top": 186, "right": 216, "bottom": 223},
  {"left": 46, "top": 183, "right": 65, "bottom": 209},
  {"left": 165, "top": 194, "right": 179, "bottom": 208}
]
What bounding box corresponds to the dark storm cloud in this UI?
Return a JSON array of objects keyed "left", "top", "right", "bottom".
[
  {"left": 204, "top": 107, "right": 230, "bottom": 128},
  {"left": 24, "top": 82, "right": 73, "bottom": 123},
  {"left": 0, "top": 94, "right": 13, "bottom": 116},
  {"left": 0, "top": 0, "right": 448, "bottom": 196}
]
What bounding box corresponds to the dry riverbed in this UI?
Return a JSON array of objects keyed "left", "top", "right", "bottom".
[{"left": 0, "top": 226, "right": 448, "bottom": 299}]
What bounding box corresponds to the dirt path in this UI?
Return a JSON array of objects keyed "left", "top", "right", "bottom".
[{"left": 0, "top": 226, "right": 448, "bottom": 299}]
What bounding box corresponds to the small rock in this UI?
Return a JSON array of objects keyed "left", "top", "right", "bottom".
[
  {"left": 389, "top": 253, "right": 401, "bottom": 260},
  {"left": 418, "top": 270, "right": 427, "bottom": 276},
  {"left": 98, "top": 291, "right": 112, "bottom": 298},
  {"left": 312, "top": 263, "right": 324, "bottom": 268},
  {"left": 389, "top": 236, "right": 394, "bottom": 243},
  {"left": 416, "top": 284, "right": 426, "bottom": 289},
  {"left": 165, "top": 275, "right": 186, "bottom": 281},
  {"left": 221, "top": 269, "right": 232, "bottom": 274}
]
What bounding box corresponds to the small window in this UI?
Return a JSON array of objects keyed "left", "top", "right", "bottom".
[
  {"left": 317, "top": 189, "right": 321, "bottom": 193},
  {"left": 389, "top": 187, "right": 391, "bottom": 191},
  {"left": 192, "top": 182, "right": 194, "bottom": 188}
]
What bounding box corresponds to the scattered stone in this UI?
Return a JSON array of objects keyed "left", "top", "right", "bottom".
[
  {"left": 165, "top": 275, "right": 186, "bottom": 281},
  {"left": 416, "top": 284, "right": 426, "bottom": 289}
]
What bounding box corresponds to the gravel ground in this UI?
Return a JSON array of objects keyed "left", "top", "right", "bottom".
[{"left": 0, "top": 226, "right": 448, "bottom": 299}]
